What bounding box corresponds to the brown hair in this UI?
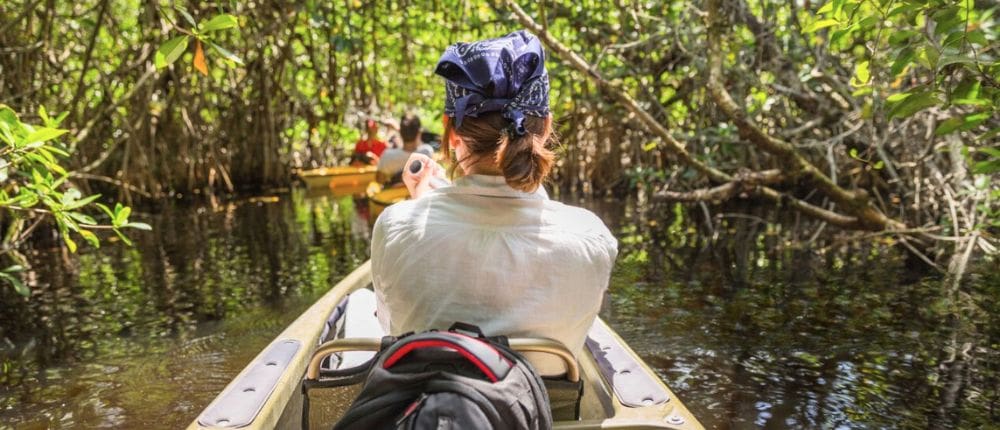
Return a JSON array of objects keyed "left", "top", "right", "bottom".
[
  {"left": 399, "top": 113, "right": 421, "bottom": 142},
  {"left": 443, "top": 112, "right": 555, "bottom": 192}
]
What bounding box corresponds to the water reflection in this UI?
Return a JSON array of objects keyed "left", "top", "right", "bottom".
[
  {"left": 0, "top": 192, "right": 997, "bottom": 429},
  {"left": 591, "top": 198, "right": 1000, "bottom": 430},
  {"left": 0, "top": 191, "right": 370, "bottom": 429}
]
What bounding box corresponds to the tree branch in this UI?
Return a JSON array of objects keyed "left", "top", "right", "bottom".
[
  {"left": 504, "top": 0, "right": 731, "bottom": 184},
  {"left": 505, "top": 0, "right": 879, "bottom": 230},
  {"left": 704, "top": 0, "right": 905, "bottom": 231},
  {"left": 655, "top": 169, "right": 784, "bottom": 202}
]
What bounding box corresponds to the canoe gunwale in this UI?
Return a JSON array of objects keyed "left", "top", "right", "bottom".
[
  {"left": 187, "top": 261, "right": 704, "bottom": 430},
  {"left": 186, "top": 261, "right": 372, "bottom": 430}
]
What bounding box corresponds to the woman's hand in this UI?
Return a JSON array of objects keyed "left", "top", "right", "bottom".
[{"left": 402, "top": 153, "right": 448, "bottom": 199}]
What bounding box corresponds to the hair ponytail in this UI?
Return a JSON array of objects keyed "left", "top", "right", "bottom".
[
  {"left": 449, "top": 113, "right": 555, "bottom": 192},
  {"left": 495, "top": 119, "right": 554, "bottom": 192}
]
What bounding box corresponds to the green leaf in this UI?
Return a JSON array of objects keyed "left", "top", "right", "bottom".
[
  {"left": 200, "top": 14, "right": 238, "bottom": 32},
  {"left": 851, "top": 60, "right": 870, "bottom": 87},
  {"left": 829, "top": 23, "right": 858, "bottom": 46},
  {"left": 177, "top": 7, "right": 198, "bottom": 28},
  {"left": 831, "top": 0, "right": 846, "bottom": 17},
  {"left": 114, "top": 229, "right": 134, "bottom": 247},
  {"left": 0, "top": 272, "right": 29, "bottom": 297},
  {"left": 856, "top": 15, "right": 879, "bottom": 31},
  {"left": 889, "top": 3, "right": 923, "bottom": 18},
  {"left": 967, "top": 30, "right": 988, "bottom": 46},
  {"left": 31, "top": 169, "right": 44, "bottom": 185},
  {"left": 873, "top": 160, "right": 885, "bottom": 170},
  {"left": 208, "top": 41, "right": 244, "bottom": 65},
  {"left": 917, "top": 46, "right": 939, "bottom": 70},
  {"left": 78, "top": 229, "right": 99, "bottom": 248},
  {"left": 2, "top": 265, "right": 24, "bottom": 273},
  {"left": 123, "top": 222, "right": 153, "bottom": 231},
  {"left": 58, "top": 212, "right": 80, "bottom": 232},
  {"left": 886, "top": 91, "right": 912, "bottom": 103},
  {"left": 0, "top": 105, "right": 19, "bottom": 126},
  {"left": 888, "top": 30, "right": 918, "bottom": 47},
  {"left": 849, "top": 148, "right": 859, "bottom": 159},
  {"left": 68, "top": 212, "right": 98, "bottom": 225},
  {"left": 804, "top": 19, "right": 840, "bottom": 33},
  {"left": 44, "top": 145, "right": 69, "bottom": 157},
  {"left": 935, "top": 117, "right": 965, "bottom": 136},
  {"left": 155, "top": 36, "right": 190, "bottom": 69},
  {"left": 44, "top": 159, "right": 66, "bottom": 176},
  {"left": 888, "top": 91, "right": 940, "bottom": 119},
  {"left": 95, "top": 202, "right": 115, "bottom": 218},
  {"left": 979, "top": 147, "right": 1000, "bottom": 158},
  {"left": 53, "top": 111, "right": 69, "bottom": 126},
  {"left": 15, "top": 193, "right": 38, "bottom": 208},
  {"left": 34, "top": 146, "right": 57, "bottom": 163},
  {"left": 941, "top": 32, "right": 963, "bottom": 49},
  {"left": 63, "top": 235, "right": 78, "bottom": 253},
  {"left": 891, "top": 47, "right": 916, "bottom": 76},
  {"left": 972, "top": 159, "right": 1000, "bottom": 174},
  {"left": 932, "top": 6, "right": 963, "bottom": 35},
  {"left": 63, "top": 194, "right": 100, "bottom": 210},
  {"left": 114, "top": 205, "right": 132, "bottom": 225},
  {"left": 24, "top": 128, "right": 68, "bottom": 145},
  {"left": 959, "top": 99, "right": 992, "bottom": 108},
  {"left": 952, "top": 80, "right": 981, "bottom": 101},
  {"left": 38, "top": 105, "right": 50, "bottom": 124},
  {"left": 938, "top": 54, "right": 975, "bottom": 69},
  {"left": 937, "top": 113, "right": 990, "bottom": 136},
  {"left": 959, "top": 113, "right": 990, "bottom": 131}
]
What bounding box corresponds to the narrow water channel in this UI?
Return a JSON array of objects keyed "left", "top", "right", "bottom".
[{"left": 0, "top": 191, "right": 996, "bottom": 429}]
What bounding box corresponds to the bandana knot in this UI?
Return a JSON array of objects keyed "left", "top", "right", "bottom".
[{"left": 435, "top": 30, "right": 550, "bottom": 136}]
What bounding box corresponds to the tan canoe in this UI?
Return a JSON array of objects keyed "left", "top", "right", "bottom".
[
  {"left": 296, "top": 166, "right": 377, "bottom": 190},
  {"left": 187, "top": 262, "right": 705, "bottom": 430}
]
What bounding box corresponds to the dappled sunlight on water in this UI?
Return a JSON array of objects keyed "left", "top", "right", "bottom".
[
  {"left": 0, "top": 192, "right": 997, "bottom": 429},
  {"left": 0, "top": 191, "right": 369, "bottom": 429},
  {"left": 585, "top": 197, "right": 1000, "bottom": 430}
]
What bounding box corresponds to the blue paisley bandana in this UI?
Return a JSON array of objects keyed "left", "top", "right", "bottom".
[{"left": 435, "top": 30, "right": 550, "bottom": 136}]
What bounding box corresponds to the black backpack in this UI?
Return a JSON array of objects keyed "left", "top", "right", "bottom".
[{"left": 324, "top": 323, "right": 553, "bottom": 430}]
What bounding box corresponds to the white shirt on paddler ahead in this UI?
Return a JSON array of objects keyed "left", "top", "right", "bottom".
[
  {"left": 370, "top": 174, "right": 618, "bottom": 375},
  {"left": 376, "top": 144, "right": 436, "bottom": 181}
]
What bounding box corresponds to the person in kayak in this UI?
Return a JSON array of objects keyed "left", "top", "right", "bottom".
[
  {"left": 374, "top": 113, "right": 435, "bottom": 185},
  {"left": 350, "top": 119, "right": 387, "bottom": 166},
  {"left": 370, "top": 30, "right": 618, "bottom": 375}
]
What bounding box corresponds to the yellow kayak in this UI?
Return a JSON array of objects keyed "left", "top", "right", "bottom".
[
  {"left": 296, "top": 166, "right": 377, "bottom": 190},
  {"left": 188, "top": 261, "right": 704, "bottom": 430},
  {"left": 366, "top": 182, "right": 410, "bottom": 220}
]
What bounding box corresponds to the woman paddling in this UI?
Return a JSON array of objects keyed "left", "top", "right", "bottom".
[{"left": 370, "top": 30, "right": 618, "bottom": 375}]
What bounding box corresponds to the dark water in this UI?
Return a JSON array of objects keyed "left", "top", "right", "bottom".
[{"left": 1, "top": 191, "right": 997, "bottom": 429}]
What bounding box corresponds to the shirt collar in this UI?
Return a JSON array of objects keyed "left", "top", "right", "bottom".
[{"left": 437, "top": 174, "right": 549, "bottom": 200}]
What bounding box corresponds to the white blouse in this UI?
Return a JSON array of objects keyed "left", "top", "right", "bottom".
[{"left": 370, "top": 174, "right": 618, "bottom": 374}]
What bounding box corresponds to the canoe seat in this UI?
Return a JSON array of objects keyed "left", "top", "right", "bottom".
[
  {"left": 318, "top": 289, "right": 386, "bottom": 372},
  {"left": 307, "top": 294, "right": 585, "bottom": 421},
  {"left": 339, "top": 289, "right": 385, "bottom": 368}
]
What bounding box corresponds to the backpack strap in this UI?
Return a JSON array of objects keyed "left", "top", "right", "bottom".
[
  {"left": 382, "top": 331, "right": 513, "bottom": 382},
  {"left": 448, "top": 321, "right": 510, "bottom": 346}
]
